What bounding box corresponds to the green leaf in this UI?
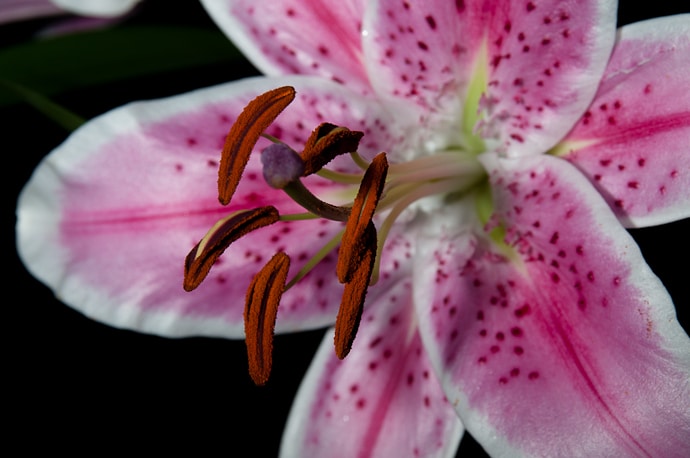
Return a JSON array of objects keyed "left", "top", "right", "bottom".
[
  {"left": 0, "top": 79, "right": 85, "bottom": 131},
  {"left": 0, "top": 26, "right": 240, "bottom": 106}
]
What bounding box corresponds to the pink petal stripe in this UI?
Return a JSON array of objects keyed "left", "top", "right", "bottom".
[
  {"left": 562, "top": 14, "right": 690, "bottom": 227},
  {"left": 17, "top": 76, "right": 406, "bottom": 338},
  {"left": 281, "top": 237, "right": 464, "bottom": 457},
  {"left": 200, "top": 0, "right": 371, "bottom": 93},
  {"left": 414, "top": 153, "right": 690, "bottom": 457}
]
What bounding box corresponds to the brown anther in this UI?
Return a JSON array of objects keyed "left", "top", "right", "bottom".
[
  {"left": 334, "top": 222, "right": 376, "bottom": 359},
  {"left": 184, "top": 206, "right": 279, "bottom": 291},
  {"left": 244, "top": 252, "right": 291, "bottom": 386},
  {"left": 336, "top": 152, "right": 388, "bottom": 283},
  {"left": 218, "top": 86, "right": 296, "bottom": 205},
  {"left": 301, "top": 122, "right": 364, "bottom": 176}
]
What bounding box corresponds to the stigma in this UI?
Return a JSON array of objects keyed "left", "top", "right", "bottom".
[{"left": 183, "top": 86, "right": 483, "bottom": 385}]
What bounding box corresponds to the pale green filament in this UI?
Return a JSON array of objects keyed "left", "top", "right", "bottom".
[
  {"left": 285, "top": 228, "right": 344, "bottom": 290},
  {"left": 385, "top": 151, "right": 484, "bottom": 190},
  {"left": 260, "top": 132, "right": 283, "bottom": 144},
  {"left": 279, "top": 212, "right": 320, "bottom": 221},
  {"left": 316, "top": 168, "right": 365, "bottom": 184},
  {"left": 349, "top": 151, "right": 371, "bottom": 170},
  {"left": 371, "top": 178, "right": 460, "bottom": 284}
]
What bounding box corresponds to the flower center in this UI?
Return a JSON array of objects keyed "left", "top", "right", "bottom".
[{"left": 183, "top": 86, "right": 484, "bottom": 385}]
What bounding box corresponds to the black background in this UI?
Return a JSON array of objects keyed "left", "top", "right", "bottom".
[{"left": 4, "top": 2, "right": 688, "bottom": 456}]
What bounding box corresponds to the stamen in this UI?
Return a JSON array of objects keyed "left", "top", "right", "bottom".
[
  {"left": 334, "top": 223, "right": 376, "bottom": 359},
  {"left": 244, "top": 252, "right": 291, "bottom": 385},
  {"left": 183, "top": 206, "right": 280, "bottom": 291},
  {"left": 218, "top": 86, "right": 296, "bottom": 205},
  {"left": 371, "top": 178, "right": 460, "bottom": 285},
  {"left": 301, "top": 122, "right": 364, "bottom": 176},
  {"left": 337, "top": 152, "right": 388, "bottom": 283}
]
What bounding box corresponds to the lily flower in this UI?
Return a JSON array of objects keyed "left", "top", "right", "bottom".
[
  {"left": 16, "top": 0, "right": 690, "bottom": 456},
  {"left": 0, "top": 0, "right": 140, "bottom": 36},
  {"left": 0, "top": 0, "right": 140, "bottom": 24}
]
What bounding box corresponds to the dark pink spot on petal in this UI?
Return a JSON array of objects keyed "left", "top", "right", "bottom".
[
  {"left": 425, "top": 15, "right": 437, "bottom": 30},
  {"left": 515, "top": 304, "right": 531, "bottom": 318}
]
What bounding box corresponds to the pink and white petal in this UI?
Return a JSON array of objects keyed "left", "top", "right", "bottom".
[
  {"left": 561, "top": 14, "right": 690, "bottom": 227},
  {"left": 414, "top": 153, "right": 690, "bottom": 457},
  {"left": 363, "top": 0, "right": 617, "bottom": 157},
  {"left": 477, "top": 0, "right": 616, "bottom": 157},
  {"left": 17, "top": 76, "right": 405, "bottom": 338},
  {"left": 280, "top": 241, "right": 464, "bottom": 458},
  {"left": 200, "top": 0, "right": 371, "bottom": 93},
  {"left": 52, "top": 0, "right": 139, "bottom": 17},
  {"left": 38, "top": 16, "right": 126, "bottom": 37},
  {"left": 362, "top": 0, "right": 473, "bottom": 114},
  {"left": 0, "top": 0, "right": 64, "bottom": 24}
]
